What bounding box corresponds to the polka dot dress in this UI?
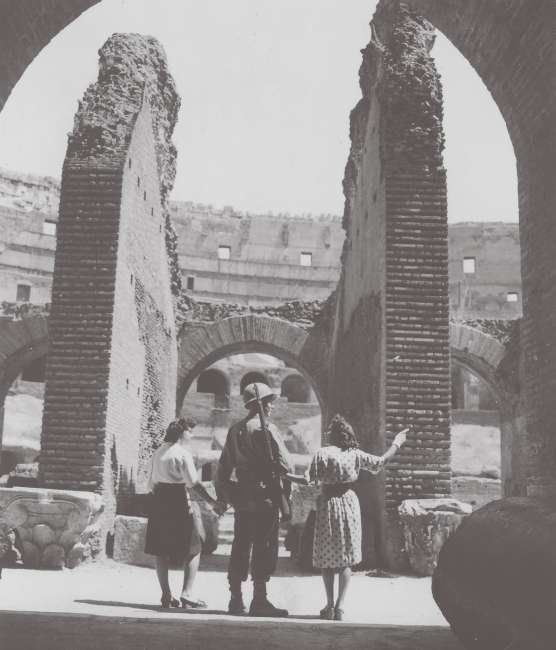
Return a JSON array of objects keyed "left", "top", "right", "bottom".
[{"left": 308, "top": 446, "right": 384, "bottom": 569}]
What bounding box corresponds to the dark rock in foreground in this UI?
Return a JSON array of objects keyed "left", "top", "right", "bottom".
[{"left": 432, "top": 497, "right": 556, "bottom": 649}]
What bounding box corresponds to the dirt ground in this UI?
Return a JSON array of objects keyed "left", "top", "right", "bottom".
[{"left": 0, "top": 557, "right": 462, "bottom": 650}]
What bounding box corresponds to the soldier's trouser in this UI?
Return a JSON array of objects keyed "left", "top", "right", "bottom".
[{"left": 228, "top": 507, "right": 279, "bottom": 584}]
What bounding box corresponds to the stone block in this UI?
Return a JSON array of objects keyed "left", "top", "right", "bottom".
[
  {"left": 0, "top": 487, "right": 104, "bottom": 568},
  {"left": 398, "top": 498, "right": 471, "bottom": 576},
  {"left": 113, "top": 515, "right": 154, "bottom": 568},
  {"left": 290, "top": 484, "right": 319, "bottom": 526},
  {"left": 432, "top": 497, "right": 556, "bottom": 649},
  {"left": 32, "top": 523, "right": 55, "bottom": 547}
]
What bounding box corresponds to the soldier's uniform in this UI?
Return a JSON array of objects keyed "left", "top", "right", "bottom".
[{"left": 215, "top": 382, "right": 292, "bottom": 616}]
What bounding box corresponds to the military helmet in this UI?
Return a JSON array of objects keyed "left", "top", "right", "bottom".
[{"left": 242, "top": 382, "right": 277, "bottom": 408}]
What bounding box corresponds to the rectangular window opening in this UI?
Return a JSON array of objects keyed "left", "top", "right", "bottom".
[
  {"left": 16, "top": 284, "right": 31, "bottom": 302},
  {"left": 300, "top": 252, "right": 312, "bottom": 267},
  {"left": 507, "top": 292, "right": 519, "bottom": 303},
  {"left": 42, "top": 220, "right": 56, "bottom": 236},
  {"left": 187, "top": 276, "right": 195, "bottom": 290},
  {"left": 217, "top": 245, "right": 231, "bottom": 260},
  {"left": 463, "top": 257, "right": 476, "bottom": 274}
]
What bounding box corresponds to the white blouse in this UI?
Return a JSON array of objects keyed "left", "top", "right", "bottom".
[{"left": 148, "top": 442, "right": 198, "bottom": 491}]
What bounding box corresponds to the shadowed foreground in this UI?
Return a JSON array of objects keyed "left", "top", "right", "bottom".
[{"left": 0, "top": 611, "right": 461, "bottom": 650}]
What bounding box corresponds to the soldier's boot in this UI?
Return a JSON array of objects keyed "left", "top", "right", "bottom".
[
  {"left": 228, "top": 579, "right": 247, "bottom": 615},
  {"left": 249, "top": 580, "right": 288, "bottom": 617}
]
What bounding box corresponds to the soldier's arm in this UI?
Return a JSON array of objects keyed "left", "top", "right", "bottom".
[
  {"left": 214, "top": 428, "right": 236, "bottom": 504},
  {"left": 270, "top": 425, "right": 293, "bottom": 474}
]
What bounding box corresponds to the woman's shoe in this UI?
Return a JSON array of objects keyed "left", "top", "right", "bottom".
[
  {"left": 319, "top": 605, "right": 335, "bottom": 620},
  {"left": 180, "top": 596, "right": 208, "bottom": 609},
  {"left": 160, "top": 595, "right": 180, "bottom": 609},
  {"left": 334, "top": 607, "right": 344, "bottom": 621}
]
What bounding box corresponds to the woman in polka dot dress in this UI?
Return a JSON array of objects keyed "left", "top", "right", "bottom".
[{"left": 290, "top": 415, "right": 408, "bottom": 621}]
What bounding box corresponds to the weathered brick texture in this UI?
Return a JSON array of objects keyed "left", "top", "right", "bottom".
[
  {"left": 328, "top": 2, "right": 450, "bottom": 569},
  {"left": 39, "top": 36, "right": 178, "bottom": 524}
]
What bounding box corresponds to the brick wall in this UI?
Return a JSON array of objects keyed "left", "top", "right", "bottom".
[
  {"left": 327, "top": 2, "right": 450, "bottom": 570},
  {"left": 402, "top": 1, "right": 556, "bottom": 497},
  {"left": 39, "top": 35, "right": 178, "bottom": 530}
]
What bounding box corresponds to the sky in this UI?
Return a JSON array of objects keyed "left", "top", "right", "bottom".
[{"left": 0, "top": 0, "right": 517, "bottom": 222}]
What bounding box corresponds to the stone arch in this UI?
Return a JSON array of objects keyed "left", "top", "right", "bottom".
[
  {"left": 239, "top": 371, "right": 270, "bottom": 394},
  {"left": 281, "top": 373, "right": 312, "bottom": 404},
  {"left": 0, "top": 316, "right": 49, "bottom": 472},
  {"left": 0, "top": 316, "right": 49, "bottom": 401},
  {"left": 449, "top": 322, "right": 523, "bottom": 497},
  {"left": 449, "top": 323, "right": 507, "bottom": 397},
  {"left": 177, "top": 315, "right": 328, "bottom": 415},
  {"left": 196, "top": 367, "right": 231, "bottom": 408}
]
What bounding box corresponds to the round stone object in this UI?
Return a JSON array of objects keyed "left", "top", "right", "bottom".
[
  {"left": 21, "top": 541, "right": 40, "bottom": 568},
  {"left": 433, "top": 497, "right": 556, "bottom": 649},
  {"left": 66, "top": 542, "right": 87, "bottom": 569},
  {"left": 59, "top": 530, "right": 80, "bottom": 550},
  {"left": 42, "top": 544, "right": 66, "bottom": 569},
  {"left": 32, "top": 523, "right": 56, "bottom": 547}
]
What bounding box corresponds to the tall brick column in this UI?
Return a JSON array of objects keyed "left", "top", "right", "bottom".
[
  {"left": 328, "top": 1, "right": 449, "bottom": 570},
  {"left": 39, "top": 35, "right": 180, "bottom": 525}
]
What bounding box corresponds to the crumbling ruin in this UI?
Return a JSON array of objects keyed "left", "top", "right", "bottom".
[{"left": 35, "top": 34, "right": 180, "bottom": 562}]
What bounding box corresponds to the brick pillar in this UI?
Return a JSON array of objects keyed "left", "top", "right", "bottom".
[
  {"left": 39, "top": 35, "right": 180, "bottom": 524},
  {"left": 327, "top": 2, "right": 450, "bottom": 570}
]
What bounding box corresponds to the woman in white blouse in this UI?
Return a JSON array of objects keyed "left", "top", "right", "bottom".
[{"left": 145, "top": 417, "right": 224, "bottom": 609}]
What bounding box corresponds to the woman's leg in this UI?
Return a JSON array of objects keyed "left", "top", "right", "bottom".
[
  {"left": 155, "top": 556, "right": 171, "bottom": 598},
  {"left": 322, "top": 568, "right": 335, "bottom": 607},
  {"left": 336, "top": 566, "right": 351, "bottom": 609},
  {"left": 181, "top": 552, "right": 200, "bottom": 597}
]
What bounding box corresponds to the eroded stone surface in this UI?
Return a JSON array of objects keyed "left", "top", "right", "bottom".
[
  {"left": 433, "top": 497, "right": 556, "bottom": 649},
  {"left": 399, "top": 498, "right": 471, "bottom": 576},
  {"left": 0, "top": 487, "right": 104, "bottom": 568}
]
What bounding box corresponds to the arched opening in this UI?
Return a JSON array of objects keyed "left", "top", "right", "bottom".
[
  {"left": 196, "top": 368, "right": 230, "bottom": 409},
  {"left": 181, "top": 351, "right": 323, "bottom": 482},
  {"left": 1, "top": 354, "right": 46, "bottom": 482},
  {"left": 281, "top": 373, "right": 313, "bottom": 404},
  {"left": 451, "top": 360, "right": 503, "bottom": 509},
  {"left": 239, "top": 371, "right": 270, "bottom": 395}
]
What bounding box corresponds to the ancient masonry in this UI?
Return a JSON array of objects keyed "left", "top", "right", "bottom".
[
  {"left": 39, "top": 35, "right": 180, "bottom": 526},
  {"left": 327, "top": 1, "right": 449, "bottom": 570}
]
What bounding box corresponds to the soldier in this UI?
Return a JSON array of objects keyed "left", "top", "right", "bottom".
[{"left": 215, "top": 382, "right": 292, "bottom": 617}]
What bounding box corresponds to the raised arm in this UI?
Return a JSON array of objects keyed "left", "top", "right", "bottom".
[{"left": 381, "top": 428, "right": 409, "bottom": 463}]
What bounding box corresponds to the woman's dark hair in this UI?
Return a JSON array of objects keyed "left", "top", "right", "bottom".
[
  {"left": 327, "top": 414, "right": 359, "bottom": 450},
  {"left": 164, "top": 417, "right": 196, "bottom": 443}
]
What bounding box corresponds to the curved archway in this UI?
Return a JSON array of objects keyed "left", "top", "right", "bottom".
[
  {"left": 450, "top": 322, "right": 523, "bottom": 498},
  {"left": 197, "top": 368, "right": 230, "bottom": 396},
  {"left": 239, "top": 371, "right": 269, "bottom": 394},
  {"left": 196, "top": 367, "right": 231, "bottom": 409},
  {"left": 0, "top": 316, "right": 49, "bottom": 400},
  {"left": 281, "top": 373, "right": 311, "bottom": 404},
  {"left": 177, "top": 315, "right": 328, "bottom": 416},
  {"left": 0, "top": 316, "right": 49, "bottom": 475}
]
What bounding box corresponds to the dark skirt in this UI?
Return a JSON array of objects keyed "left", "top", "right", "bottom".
[{"left": 145, "top": 483, "right": 194, "bottom": 561}]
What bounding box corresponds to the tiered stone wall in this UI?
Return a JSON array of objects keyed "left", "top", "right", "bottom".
[
  {"left": 39, "top": 35, "right": 179, "bottom": 529},
  {"left": 327, "top": 2, "right": 450, "bottom": 569}
]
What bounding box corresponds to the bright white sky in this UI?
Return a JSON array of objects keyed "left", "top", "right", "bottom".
[{"left": 0, "top": 0, "right": 517, "bottom": 222}]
